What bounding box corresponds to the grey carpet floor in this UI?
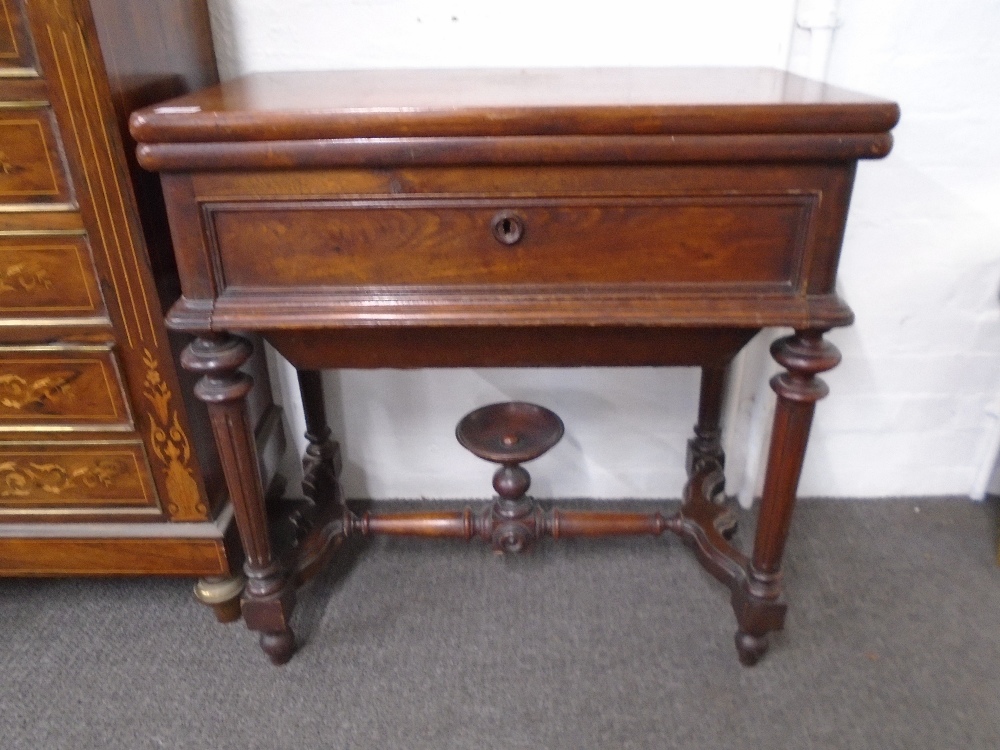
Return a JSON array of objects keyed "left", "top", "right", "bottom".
[{"left": 2, "top": 497, "right": 999, "bottom": 750}]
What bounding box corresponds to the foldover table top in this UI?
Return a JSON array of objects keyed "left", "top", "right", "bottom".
[{"left": 131, "top": 66, "right": 899, "bottom": 142}]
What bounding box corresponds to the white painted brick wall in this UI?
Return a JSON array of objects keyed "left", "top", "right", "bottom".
[
  {"left": 208, "top": 0, "right": 1000, "bottom": 500},
  {"left": 811, "top": 0, "right": 1000, "bottom": 497}
]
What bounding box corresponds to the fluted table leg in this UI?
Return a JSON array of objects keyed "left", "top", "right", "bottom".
[
  {"left": 734, "top": 330, "right": 841, "bottom": 665},
  {"left": 182, "top": 333, "right": 296, "bottom": 665}
]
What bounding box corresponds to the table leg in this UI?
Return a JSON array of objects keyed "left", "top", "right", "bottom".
[
  {"left": 688, "top": 364, "right": 728, "bottom": 477},
  {"left": 733, "top": 329, "right": 840, "bottom": 665},
  {"left": 182, "top": 333, "right": 296, "bottom": 665},
  {"left": 688, "top": 365, "right": 730, "bottom": 531},
  {"left": 297, "top": 370, "right": 343, "bottom": 507}
]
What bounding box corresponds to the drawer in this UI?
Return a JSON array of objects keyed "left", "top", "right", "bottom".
[
  {"left": 0, "top": 440, "right": 159, "bottom": 516},
  {"left": 0, "top": 345, "right": 132, "bottom": 430},
  {"left": 0, "top": 0, "right": 35, "bottom": 75},
  {"left": 0, "top": 233, "right": 104, "bottom": 317},
  {"left": 0, "top": 107, "right": 73, "bottom": 205},
  {"left": 208, "top": 195, "right": 815, "bottom": 292}
]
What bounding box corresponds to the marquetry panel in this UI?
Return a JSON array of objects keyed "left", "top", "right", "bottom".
[
  {"left": 0, "top": 440, "right": 158, "bottom": 514},
  {"left": 0, "top": 107, "right": 73, "bottom": 204},
  {"left": 0, "top": 345, "right": 131, "bottom": 429},
  {"left": 0, "top": 233, "right": 103, "bottom": 316},
  {"left": 0, "top": 0, "right": 36, "bottom": 75}
]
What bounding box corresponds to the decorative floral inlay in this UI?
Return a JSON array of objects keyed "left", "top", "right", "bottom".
[
  {"left": 0, "top": 261, "right": 53, "bottom": 294},
  {"left": 0, "top": 148, "right": 25, "bottom": 176},
  {"left": 142, "top": 349, "right": 205, "bottom": 520},
  {"left": 0, "top": 457, "right": 125, "bottom": 497},
  {"left": 0, "top": 371, "right": 74, "bottom": 410}
]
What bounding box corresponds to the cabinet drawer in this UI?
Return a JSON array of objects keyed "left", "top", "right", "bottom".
[
  {"left": 0, "top": 233, "right": 103, "bottom": 316},
  {"left": 0, "top": 345, "right": 131, "bottom": 430},
  {"left": 209, "top": 196, "right": 814, "bottom": 293},
  {"left": 0, "top": 0, "right": 35, "bottom": 74},
  {"left": 0, "top": 441, "right": 159, "bottom": 516},
  {"left": 0, "top": 107, "right": 73, "bottom": 205}
]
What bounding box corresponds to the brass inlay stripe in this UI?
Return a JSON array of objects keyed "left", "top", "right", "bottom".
[
  {"left": 0, "top": 315, "right": 108, "bottom": 326},
  {"left": 0, "top": 343, "right": 111, "bottom": 352},
  {"left": 0, "top": 228, "right": 86, "bottom": 236},
  {"left": 0, "top": 100, "right": 49, "bottom": 109},
  {"left": 79, "top": 23, "right": 158, "bottom": 346},
  {"left": 46, "top": 24, "right": 134, "bottom": 347},
  {"left": 0, "top": 501, "right": 230, "bottom": 535},
  {"left": 0, "top": 438, "right": 141, "bottom": 445},
  {"left": 0, "top": 70, "right": 39, "bottom": 79},
  {"left": 0, "top": 68, "right": 39, "bottom": 78},
  {"left": 0, "top": 119, "right": 61, "bottom": 197},
  {"left": 0, "top": 507, "right": 160, "bottom": 516},
  {"left": 0, "top": 426, "right": 131, "bottom": 432},
  {"left": 0, "top": 203, "right": 75, "bottom": 213},
  {"left": 0, "top": 449, "right": 139, "bottom": 460}
]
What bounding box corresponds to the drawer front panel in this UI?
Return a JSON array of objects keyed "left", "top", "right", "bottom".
[
  {"left": 0, "top": 108, "right": 72, "bottom": 204},
  {"left": 0, "top": 0, "right": 35, "bottom": 74},
  {"left": 0, "top": 347, "right": 131, "bottom": 429},
  {"left": 0, "top": 441, "right": 159, "bottom": 514},
  {"left": 210, "top": 196, "right": 813, "bottom": 292},
  {"left": 0, "top": 234, "right": 103, "bottom": 316}
]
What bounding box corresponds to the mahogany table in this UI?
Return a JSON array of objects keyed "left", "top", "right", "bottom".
[{"left": 130, "top": 68, "right": 898, "bottom": 666}]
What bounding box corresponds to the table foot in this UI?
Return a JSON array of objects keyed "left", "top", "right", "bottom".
[
  {"left": 735, "top": 631, "right": 770, "bottom": 666},
  {"left": 259, "top": 629, "right": 296, "bottom": 666},
  {"left": 729, "top": 573, "right": 787, "bottom": 666},
  {"left": 242, "top": 570, "right": 297, "bottom": 665}
]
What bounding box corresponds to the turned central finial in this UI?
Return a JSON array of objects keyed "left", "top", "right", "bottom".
[
  {"left": 456, "top": 401, "right": 564, "bottom": 467},
  {"left": 456, "top": 401, "right": 564, "bottom": 553}
]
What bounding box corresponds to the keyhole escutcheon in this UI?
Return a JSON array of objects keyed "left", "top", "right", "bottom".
[{"left": 490, "top": 211, "right": 524, "bottom": 245}]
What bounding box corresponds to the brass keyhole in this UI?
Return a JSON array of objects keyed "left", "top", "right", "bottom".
[{"left": 491, "top": 211, "right": 524, "bottom": 245}]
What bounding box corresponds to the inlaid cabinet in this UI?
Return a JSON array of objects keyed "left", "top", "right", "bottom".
[{"left": 0, "top": 0, "right": 280, "bottom": 618}]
